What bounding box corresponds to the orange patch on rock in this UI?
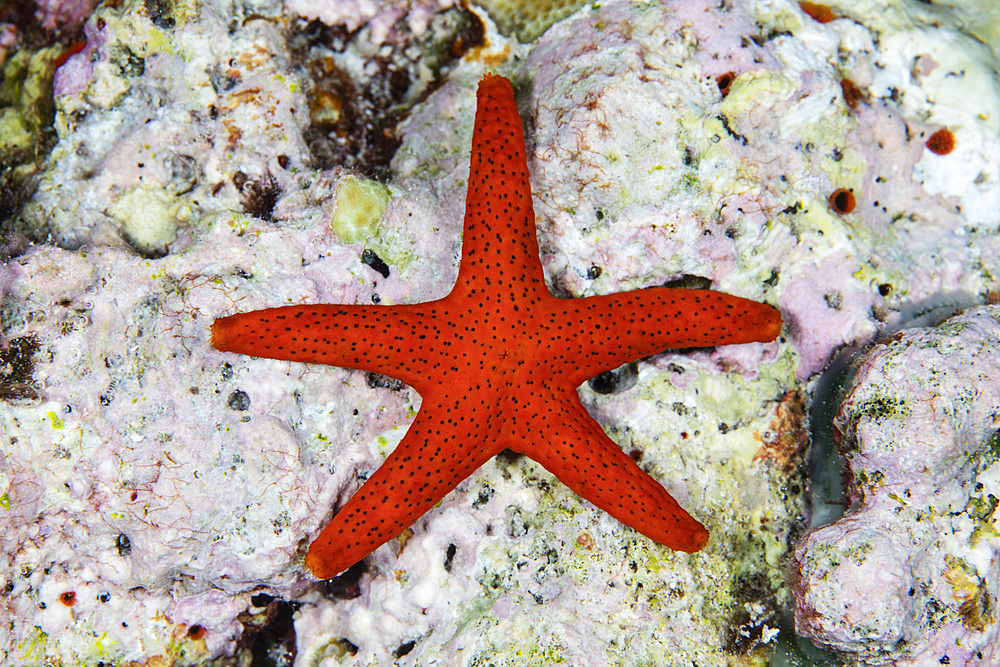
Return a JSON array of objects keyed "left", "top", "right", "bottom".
[
  {"left": 829, "top": 188, "right": 857, "bottom": 214},
  {"left": 754, "top": 391, "right": 809, "bottom": 476},
  {"left": 926, "top": 128, "right": 955, "bottom": 155},
  {"left": 800, "top": 2, "right": 838, "bottom": 23}
]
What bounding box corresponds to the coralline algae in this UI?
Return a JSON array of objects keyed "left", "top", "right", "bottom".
[{"left": 0, "top": 0, "right": 997, "bottom": 665}]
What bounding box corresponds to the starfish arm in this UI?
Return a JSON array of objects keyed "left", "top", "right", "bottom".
[
  {"left": 211, "top": 303, "right": 447, "bottom": 392},
  {"left": 304, "top": 392, "right": 502, "bottom": 579},
  {"left": 545, "top": 288, "right": 782, "bottom": 384},
  {"left": 452, "top": 73, "right": 548, "bottom": 303},
  {"left": 513, "top": 386, "right": 709, "bottom": 552}
]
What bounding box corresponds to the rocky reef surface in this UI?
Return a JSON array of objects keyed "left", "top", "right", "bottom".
[
  {"left": 0, "top": 0, "right": 997, "bottom": 665},
  {"left": 794, "top": 306, "right": 1000, "bottom": 666}
]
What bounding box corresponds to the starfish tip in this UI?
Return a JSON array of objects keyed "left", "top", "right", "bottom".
[
  {"left": 478, "top": 71, "right": 513, "bottom": 96},
  {"left": 208, "top": 317, "right": 228, "bottom": 351},
  {"left": 688, "top": 524, "right": 710, "bottom": 552},
  {"left": 303, "top": 547, "right": 331, "bottom": 579},
  {"left": 764, "top": 306, "right": 784, "bottom": 340}
]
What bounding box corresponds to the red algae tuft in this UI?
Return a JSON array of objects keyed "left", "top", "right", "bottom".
[{"left": 840, "top": 79, "right": 863, "bottom": 110}]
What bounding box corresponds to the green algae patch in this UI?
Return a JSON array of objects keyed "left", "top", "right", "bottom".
[
  {"left": 329, "top": 176, "right": 392, "bottom": 245},
  {"left": 16, "top": 626, "right": 48, "bottom": 665}
]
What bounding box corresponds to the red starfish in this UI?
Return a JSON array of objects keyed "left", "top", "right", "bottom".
[{"left": 212, "top": 74, "right": 782, "bottom": 579}]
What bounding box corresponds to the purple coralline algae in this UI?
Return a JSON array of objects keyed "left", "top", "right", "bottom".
[{"left": 794, "top": 306, "right": 1000, "bottom": 666}]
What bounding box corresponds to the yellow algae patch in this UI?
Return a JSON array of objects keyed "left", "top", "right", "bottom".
[
  {"left": 719, "top": 71, "right": 796, "bottom": 116},
  {"left": 47, "top": 411, "right": 65, "bottom": 430},
  {"left": 1, "top": 46, "right": 61, "bottom": 154},
  {"left": 329, "top": 176, "right": 391, "bottom": 244},
  {"left": 944, "top": 555, "right": 994, "bottom": 631}
]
